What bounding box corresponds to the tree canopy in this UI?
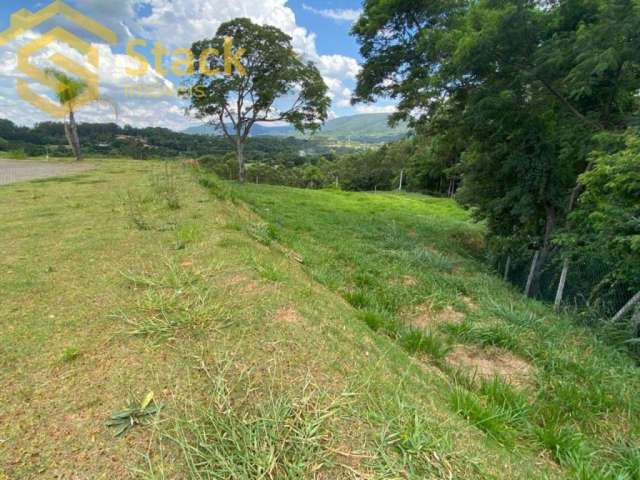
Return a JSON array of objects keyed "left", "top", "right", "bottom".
[
  {"left": 183, "top": 18, "right": 330, "bottom": 181},
  {"left": 353, "top": 0, "right": 640, "bottom": 297}
]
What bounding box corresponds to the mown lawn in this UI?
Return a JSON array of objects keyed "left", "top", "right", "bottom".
[{"left": 1, "top": 160, "right": 638, "bottom": 479}]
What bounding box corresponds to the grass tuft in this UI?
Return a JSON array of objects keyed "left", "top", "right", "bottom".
[
  {"left": 534, "top": 423, "right": 587, "bottom": 467},
  {"left": 449, "top": 387, "right": 516, "bottom": 447},
  {"left": 60, "top": 347, "right": 81, "bottom": 363},
  {"left": 397, "top": 328, "right": 452, "bottom": 361}
]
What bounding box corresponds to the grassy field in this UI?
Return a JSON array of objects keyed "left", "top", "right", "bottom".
[{"left": 1, "top": 159, "right": 639, "bottom": 479}]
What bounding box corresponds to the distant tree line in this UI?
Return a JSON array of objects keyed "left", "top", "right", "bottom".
[{"left": 0, "top": 118, "right": 346, "bottom": 162}]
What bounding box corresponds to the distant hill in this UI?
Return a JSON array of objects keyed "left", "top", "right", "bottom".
[{"left": 182, "top": 113, "right": 409, "bottom": 141}]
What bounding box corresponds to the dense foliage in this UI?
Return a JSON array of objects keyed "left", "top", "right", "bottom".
[{"left": 352, "top": 0, "right": 640, "bottom": 314}]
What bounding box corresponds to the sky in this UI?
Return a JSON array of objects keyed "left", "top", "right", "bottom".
[{"left": 0, "top": 0, "right": 396, "bottom": 131}]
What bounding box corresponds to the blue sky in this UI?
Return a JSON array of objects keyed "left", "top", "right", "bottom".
[{"left": 0, "top": 0, "right": 394, "bottom": 130}]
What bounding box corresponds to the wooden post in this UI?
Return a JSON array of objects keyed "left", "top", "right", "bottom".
[
  {"left": 503, "top": 256, "right": 511, "bottom": 282},
  {"left": 524, "top": 250, "right": 540, "bottom": 297},
  {"left": 611, "top": 291, "right": 640, "bottom": 323},
  {"left": 632, "top": 305, "right": 640, "bottom": 336},
  {"left": 554, "top": 258, "right": 569, "bottom": 312}
]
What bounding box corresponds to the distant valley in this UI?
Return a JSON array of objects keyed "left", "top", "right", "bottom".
[{"left": 182, "top": 113, "right": 410, "bottom": 142}]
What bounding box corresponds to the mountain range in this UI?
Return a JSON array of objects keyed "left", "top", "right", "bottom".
[{"left": 182, "top": 113, "right": 409, "bottom": 142}]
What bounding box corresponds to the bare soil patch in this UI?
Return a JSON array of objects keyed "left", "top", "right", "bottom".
[
  {"left": 393, "top": 275, "right": 418, "bottom": 286},
  {"left": 447, "top": 345, "right": 533, "bottom": 385},
  {"left": 461, "top": 296, "right": 478, "bottom": 311},
  {"left": 409, "top": 303, "right": 465, "bottom": 329},
  {"left": 275, "top": 306, "right": 303, "bottom": 324}
]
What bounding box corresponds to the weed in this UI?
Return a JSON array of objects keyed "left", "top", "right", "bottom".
[
  {"left": 397, "top": 328, "right": 452, "bottom": 361},
  {"left": 608, "top": 441, "right": 640, "bottom": 479},
  {"left": 450, "top": 323, "right": 522, "bottom": 351},
  {"left": 175, "top": 223, "right": 202, "bottom": 249},
  {"left": 477, "top": 377, "right": 530, "bottom": 429},
  {"left": 357, "top": 308, "right": 394, "bottom": 333},
  {"left": 165, "top": 364, "right": 338, "bottom": 480},
  {"left": 198, "top": 172, "right": 234, "bottom": 200},
  {"left": 534, "top": 423, "right": 587, "bottom": 466},
  {"left": 246, "top": 221, "right": 279, "bottom": 245},
  {"left": 405, "top": 247, "right": 454, "bottom": 272},
  {"left": 124, "top": 190, "right": 151, "bottom": 230},
  {"left": 450, "top": 387, "right": 516, "bottom": 447},
  {"left": 60, "top": 347, "right": 81, "bottom": 363},
  {"left": 249, "top": 257, "right": 285, "bottom": 282},
  {"left": 151, "top": 163, "right": 180, "bottom": 210},
  {"left": 106, "top": 392, "right": 161, "bottom": 437}
]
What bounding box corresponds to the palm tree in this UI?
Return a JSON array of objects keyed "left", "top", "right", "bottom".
[{"left": 45, "top": 68, "right": 87, "bottom": 161}]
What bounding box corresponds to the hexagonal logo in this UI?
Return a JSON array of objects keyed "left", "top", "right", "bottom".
[{"left": 0, "top": 1, "right": 116, "bottom": 118}]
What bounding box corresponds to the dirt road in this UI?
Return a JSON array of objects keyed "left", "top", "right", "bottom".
[{"left": 0, "top": 160, "right": 93, "bottom": 186}]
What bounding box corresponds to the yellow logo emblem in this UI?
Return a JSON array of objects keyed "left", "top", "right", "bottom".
[{"left": 0, "top": 1, "right": 116, "bottom": 117}]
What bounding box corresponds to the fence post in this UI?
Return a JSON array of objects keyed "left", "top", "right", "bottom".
[
  {"left": 524, "top": 250, "right": 540, "bottom": 297},
  {"left": 503, "top": 256, "right": 511, "bottom": 282},
  {"left": 611, "top": 291, "right": 640, "bottom": 323},
  {"left": 633, "top": 305, "right": 640, "bottom": 336},
  {"left": 554, "top": 258, "right": 569, "bottom": 312}
]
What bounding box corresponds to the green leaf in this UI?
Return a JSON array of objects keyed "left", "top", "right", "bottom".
[{"left": 140, "top": 391, "right": 154, "bottom": 410}]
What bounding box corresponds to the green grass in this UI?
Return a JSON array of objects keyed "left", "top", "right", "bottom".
[
  {"left": 1, "top": 161, "right": 639, "bottom": 479},
  {"left": 227, "top": 179, "right": 640, "bottom": 479}
]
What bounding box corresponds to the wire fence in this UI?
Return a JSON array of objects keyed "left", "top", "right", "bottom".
[{"left": 499, "top": 249, "right": 637, "bottom": 322}]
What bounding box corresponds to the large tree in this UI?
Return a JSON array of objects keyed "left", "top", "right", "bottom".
[
  {"left": 352, "top": 0, "right": 640, "bottom": 294},
  {"left": 183, "top": 18, "right": 330, "bottom": 182}
]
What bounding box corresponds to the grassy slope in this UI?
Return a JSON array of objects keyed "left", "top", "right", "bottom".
[
  {"left": 230, "top": 182, "right": 640, "bottom": 479},
  {"left": 0, "top": 160, "right": 638, "bottom": 479}
]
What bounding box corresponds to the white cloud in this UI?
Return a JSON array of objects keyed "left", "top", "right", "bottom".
[
  {"left": 302, "top": 4, "right": 362, "bottom": 23},
  {"left": 0, "top": 30, "right": 194, "bottom": 130},
  {"left": 316, "top": 55, "right": 360, "bottom": 81},
  {"left": 354, "top": 104, "right": 397, "bottom": 115},
  {"left": 127, "top": 0, "right": 362, "bottom": 123},
  {"left": 0, "top": 0, "right": 387, "bottom": 129}
]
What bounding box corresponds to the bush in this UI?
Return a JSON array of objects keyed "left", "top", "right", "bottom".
[
  {"left": 8, "top": 148, "right": 26, "bottom": 159},
  {"left": 198, "top": 153, "right": 237, "bottom": 180}
]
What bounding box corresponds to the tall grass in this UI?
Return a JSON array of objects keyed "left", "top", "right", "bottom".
[{"left": 158, "top": 362, "right": 340, "bottom": 480}]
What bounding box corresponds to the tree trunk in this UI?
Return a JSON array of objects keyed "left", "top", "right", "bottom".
[
  {"left": 554, "top": 258, "right": 569, "bottom": 312},
  {"left": 236, "top": 141, "right": 245, "bottom": 183},
  {"left": 68, "top": 109, "right": 83, "bottom": 161}
]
